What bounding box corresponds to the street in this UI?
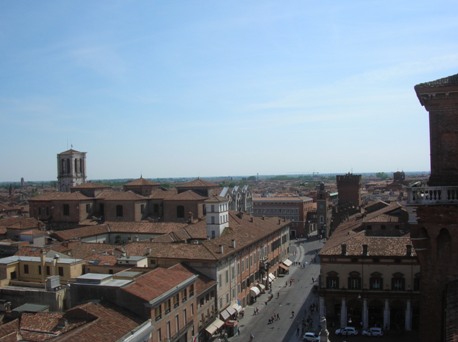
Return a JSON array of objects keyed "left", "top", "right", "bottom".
[{"left": 228, "top": 236, "right": 324, "bottom": 342}]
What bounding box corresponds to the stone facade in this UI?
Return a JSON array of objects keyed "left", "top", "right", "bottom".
[{"left": 57, "top": 149, "right": 86, "bottom": 192}]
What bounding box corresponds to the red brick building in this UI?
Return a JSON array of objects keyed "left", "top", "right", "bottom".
[{"left": 408, "top": 73, "right": 458, "bottom": 342}]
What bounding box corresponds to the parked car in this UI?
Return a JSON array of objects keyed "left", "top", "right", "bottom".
[
  {"left": 362, "top": 327, "right": 384, "bottom": 336},
  {"left": 335, "top": 326, "right": 358, "bottom": 336},
  {"left": 303, "top": 332, "right": 319, "bottom": 341}
]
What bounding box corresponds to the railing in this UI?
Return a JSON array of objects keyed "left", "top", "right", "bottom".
[{"left": 407, "top": 185, "right": 458, "bottom": 205}]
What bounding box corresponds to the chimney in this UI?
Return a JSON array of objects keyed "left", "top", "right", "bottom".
[
  {"left": 231, "top": 239, "right": 236, "bottom": 248},
  {"left": 341, "top": 244, "right": 347, "bottom": 255},
  {"left": 219, "top": 245, "right": 224, "bottom": 254},
  {"left": 406, "top": 244, "right": 412, "bottom": 256},
  {"left": 362, "top": 244, "right": 368, "bottom": 256}
]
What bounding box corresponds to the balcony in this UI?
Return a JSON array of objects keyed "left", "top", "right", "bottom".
[{"left": 407, "top": 185, "right": 458, "bottom": 206}]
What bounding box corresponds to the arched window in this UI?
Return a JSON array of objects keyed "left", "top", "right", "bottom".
[
  {"left": 348, "top": 271, "right": 361, "bottom": 290},
  {"left": 326, "top": 271, "right": 339, "bottom": 289},
  {"left": 370, "top": 272, "right": 383, "bottom": 290},
  {"left": 177, "top": 206, "right": 185, "bottom": 218},
  {"left": 391, "top": 272, "right": 405, "bottom": 291}
]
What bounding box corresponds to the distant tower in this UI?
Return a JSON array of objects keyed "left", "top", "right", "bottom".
[
  {"left": 336, "top": 173, "right": 361, "bottom": 209},
  {"left": 205, "top": 196, "right": 229, "bottom": 239},
  {"left": 57, "top": 148, "right": 86, "bottom": 192},
  {"left": 316, "top": 182, "right": 331, "bottom": 238}
]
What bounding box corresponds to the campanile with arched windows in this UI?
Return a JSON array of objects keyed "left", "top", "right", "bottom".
[{"left": 57, "top": 148, "right": 87, "bottom": 192}]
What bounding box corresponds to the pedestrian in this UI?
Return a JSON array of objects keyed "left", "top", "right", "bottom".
[
  {"left": 277, "top": 313, "right": 280, "bottom": 320},
  {"left": 250, "top": 332, "right": 254, "bottom": 341},
  {"left": 291, "top": 310, "right": 295, "bottom": 318},
  {"left": 277, "top": 292, "right": 279, "bottom": 299},
  {"left": 312, "top": 277, "right": 314, "bottom": 283}
]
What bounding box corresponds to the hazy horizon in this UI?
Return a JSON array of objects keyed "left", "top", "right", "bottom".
[{"left": 2, "top": 1, "right": 456, "bottom": 181}]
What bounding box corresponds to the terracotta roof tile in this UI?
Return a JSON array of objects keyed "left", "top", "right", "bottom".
[
  {"left": 95, "top": 190, "right": 147, "bottom": 201},
  {"left": 167, "top": 190, "right": 207, "bottom": 201},
  {"left": 0, "top": 319, "right": 19, "bottom": 342},
  {"left": 125, "top": 212, "right": 290, "bottom": 260},
  {"left": 122, "top": 265, "right": 196, "bottom": 302},
  {"left": 176, "top": 178, "right": 218, "bottom": 188},
  {"left": 150, "top": 188, "right": 177, "bottom": 200},
  {"left": 71, "top": 183, "right": 110, "bottom": 189},
  {"left": 0, "top": 217, "right": 43, "bottom": 230},
  {"left": 124, "top": 177, "right": 160, "bottom": 186},
  {"left": 28, "top": 191, "right": 92, "bottom": 201}
]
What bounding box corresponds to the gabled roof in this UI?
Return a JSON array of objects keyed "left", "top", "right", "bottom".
[
  {"left": 121, "top": 264, "right": 197, "bottom": 302},
  {"left": 124, "top": 212, "right": 290, "bottom": 261},
  {"left": 29, "top": 191, "right": 92, "bottom": 201},
  {"left": 205, "top": 195, "right": 228, "bottom": 203},
  {"left": 176, "top": 178, "right": 218, "bottom": 188},
  {"left": 320, "top": 230, "right": 415, "bottom": 257},
  {"left": 0, "top": 217, "right": 43, "bottom": 230},
  {"left": 0, "top": 318, "right": 19, "bottom": 341},
  {"left": 124, "top": 177, "right": 159, "bottom": 187},
  {"left": 167, "top": 190, "right": 207, "bottom": 201},
  {"left": 40, "top": 302, "right": 141, "bottom": 341},
  {"left": 320, "top": 202, "right": 414, "bottom": 257},
  {"left": 95, "top": 190, "right": 147, "bottom": 201},
  {"left": 149, "top": 188, "right": 177, "bottom": 199}
]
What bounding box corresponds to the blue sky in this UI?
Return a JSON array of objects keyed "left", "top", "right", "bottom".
[{"left": 1, "top": 1, "right": 458, "bottom": 181}]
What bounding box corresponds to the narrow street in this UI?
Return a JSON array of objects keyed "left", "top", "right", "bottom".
[{"left": 228, "top": 236, "right": 324, "bottom": 342}]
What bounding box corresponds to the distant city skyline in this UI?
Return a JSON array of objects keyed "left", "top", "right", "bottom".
[{"left": 1, "top": 1, "right": 457, "bottom": 182}]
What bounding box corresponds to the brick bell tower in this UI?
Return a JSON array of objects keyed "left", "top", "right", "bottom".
[{"left": 408, "top": 73, "right": 458, "bottom": 342}]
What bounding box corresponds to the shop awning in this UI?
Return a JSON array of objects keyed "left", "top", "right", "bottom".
[
  {"left": 213, "top": 318, "right": 225, "bottom": 329},
  {"left": 220, "top": 310, "right": 230, "bottom": 321},
  {"left": 279, "top": 263, "right": 289, "bottom": 271},
  {"left": 257, "top": 283, "right": 266, "bottom": 291},
  {"left": 205, "top": 318, "right": 225, "bottom": 334},
  {"left": 269, "top": 273, "right": 276, "bottom": 281},
  {"left": 262, "top": 276, "right": 272, "bottom": 283},
  {"left": 226, "top": 306, "right": 237, "bottom": 316},
  {"left": 205, "top": 323, "right": 218, "bottom": 335},
  {"left": 232, "top": 303, "right": 243, "bottom": 313},
  {"left": 250, "top": 286, "right": 261, "bottom": 297},
  {"left": 282, "top": 259, "right": 293, "bottom": 267}
]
